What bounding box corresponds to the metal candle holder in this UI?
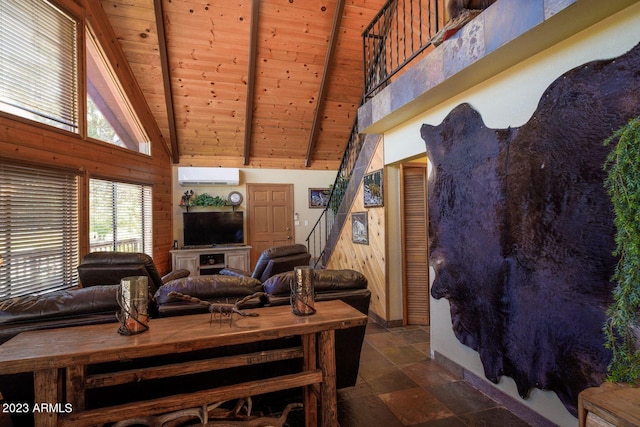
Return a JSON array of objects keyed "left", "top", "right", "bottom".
[
  {"left": 117, "top": 275, "right": 149, "bottom": 335},
  {"left": 291, "top": 266, "right": 316, "bottom": 316}
]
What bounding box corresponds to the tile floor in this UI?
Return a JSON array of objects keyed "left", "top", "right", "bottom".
[{"left": 334, "top": 321, "right": 533, "bottom": 427}]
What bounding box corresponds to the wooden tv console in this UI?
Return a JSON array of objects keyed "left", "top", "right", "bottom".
[{"left": 170, "top": 245, "right": 251, "bottom": 276}]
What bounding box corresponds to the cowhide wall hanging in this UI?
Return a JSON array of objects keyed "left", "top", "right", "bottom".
[{"left": 422, "top": 42, "right": 640, "bottom": 416}]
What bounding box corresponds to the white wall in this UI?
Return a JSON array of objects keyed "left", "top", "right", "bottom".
[
  {"left": 383, "top": 3, "right": 640, "bottom": 426},
  {"left": 172, "top": 167, "right": 337, "bottom": 248}
]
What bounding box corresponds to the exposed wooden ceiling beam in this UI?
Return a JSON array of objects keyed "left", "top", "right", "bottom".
[
  {"left": 305, "top": 0, "right": 346, "bottom": 168},
  {"left": 243, "top": 0, "right": 260, "bottom": 166},
  {"left": 154, "top": 0, "right": 179, "bottom": 164}
]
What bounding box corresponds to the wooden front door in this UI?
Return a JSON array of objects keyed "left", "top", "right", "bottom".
[
  {"left": 247, "top": 183, "right": 295, "bottom": 268},
  {"left": 402, "top": 164, "right": 430, "bottom": 325}
]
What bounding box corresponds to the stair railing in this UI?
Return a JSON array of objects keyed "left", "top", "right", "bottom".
[{"left": 306, "top": 121, "right": 363, "bottom": 268}]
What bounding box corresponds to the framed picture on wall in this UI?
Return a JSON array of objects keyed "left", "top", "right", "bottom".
[
  {"left": 351, "top": 212, "right": 368, "bottom": 245},
  {"left": 309, "top": 188, "right": 330, "bottom": 208},
  {"left": 364, "top": 169, "right": 383, "bottom": 207}
]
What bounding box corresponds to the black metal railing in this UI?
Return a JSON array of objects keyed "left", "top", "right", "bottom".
[
  {"left": 306, "top": 207, "right": 335, "bottom": 269},
  {"left": 363, "top": 0, "right": 444, "bottom": 100},
  {"left": 306, "top": 122, "right": 364, "bottom": 267}
]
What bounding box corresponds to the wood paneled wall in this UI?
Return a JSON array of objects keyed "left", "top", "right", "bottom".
[
  {"left": 0, "top": 0, "right": 173, "bottom": 274},
  {"left": 326, "top": 137, "right": 387, "bottom": 319}
]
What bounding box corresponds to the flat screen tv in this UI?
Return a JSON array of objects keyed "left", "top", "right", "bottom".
[{"left": 183, "top": 211, "right": 244, "bottom": 247}]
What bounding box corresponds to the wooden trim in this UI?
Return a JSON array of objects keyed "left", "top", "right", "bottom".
[
  {"left": 77, "top": 10, "right": 87, "bottom": 141},
  {"left": 305, "top": 0, "right": 346, "bottom": 168},
  {"left": 400, "top": 164, "right": 407, "bottom": 326},
  {"left": 0, "top": 155, "right": 83, "bottom": 176},
  {"left": 78, "top": 172, "right": 90, "bottom": 259},
  {"left": 154, "top": 0, "right": 179, "bottom": 163},
  {"left": 50, "top": 0, "right": 83, "bottom": 17},
  {"left": 243, "top": 0, "right": 260, "bottom": 165}
]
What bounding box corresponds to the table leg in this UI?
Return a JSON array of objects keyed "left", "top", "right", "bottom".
[
  {"left": 318, "top": 330, "right": 337, "bottom": 427},
  {"left": 303, "top": 333, "right": 318, "bottom": 425},
  {"left": 67, "top": 365, "right": 86, "bottom": 411},
  {"left": 33, "top": 368, "right": 58, "bottom": 427}
]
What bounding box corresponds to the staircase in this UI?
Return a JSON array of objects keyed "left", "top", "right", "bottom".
[
  {"left": 305, "top": 131, "right": 383, "bottom": 268},
  {"left": 306, "top": 122, "right": 363, "bottom": 268},
  {"left": 306, "top": 0, "right": 445, "bottom": 267}
]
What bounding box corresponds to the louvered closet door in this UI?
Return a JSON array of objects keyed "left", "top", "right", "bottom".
[{"left": 402, "top": 165, "right": 430, "bottom": 325}]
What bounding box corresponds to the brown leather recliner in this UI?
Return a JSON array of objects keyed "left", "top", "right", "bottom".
[
  {"left": 77, "top": 251, "right": 190, "bottom": 294},
  {"left": 220, "top": 244, "right": 311, "bottom": 283}
]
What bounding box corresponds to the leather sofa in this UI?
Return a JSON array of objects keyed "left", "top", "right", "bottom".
[
  {"left": 0, "top": 252, "right": 190, "bottom": 345},
  {"left": 76, "top": 251, "right": 190, "bottom": 295},
  {"left": 0, "top": 251, "right": 370, "bottom": 426}
]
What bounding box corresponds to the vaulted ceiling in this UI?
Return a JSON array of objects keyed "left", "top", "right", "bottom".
[{"left": 101, "top": 0, "right": 388, "bottom": 170}]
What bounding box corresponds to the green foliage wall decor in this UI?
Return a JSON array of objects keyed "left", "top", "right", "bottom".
[
  {"left": 603, "top": 116, "right": 640, "bottom": 384},
  {"left": 190, "top": 193, "right": 227, "bottom": 207}
]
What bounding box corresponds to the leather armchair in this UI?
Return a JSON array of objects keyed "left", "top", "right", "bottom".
[
  {"left": 77, "top": 252, "right": 190, "bottom": 294},
  {"left": 220, "top": 244, "right": 311, "bottom": 283}
]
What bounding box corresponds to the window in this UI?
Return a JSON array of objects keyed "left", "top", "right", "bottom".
[
  {"left": 90, "top": 179, "right": 152, "bottom": 256},
  {"left": 0, "top": 0, "right": 78, "bottom": 132},
  {"left": 86, "top": 27, "right": 151, "bottom": 154},
  {"left": 0, "top": 0, "right": 150, "bottom": 154},
  {"left": 0, "top": 162, "right": 79, "bottom": 300}
]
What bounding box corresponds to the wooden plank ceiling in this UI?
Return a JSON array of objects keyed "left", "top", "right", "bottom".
[{"left": 101, "top": 0, "right": 388, "bottom": 170}]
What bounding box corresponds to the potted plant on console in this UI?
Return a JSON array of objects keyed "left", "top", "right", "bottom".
[
  {"left": 579, "top": 116, "right": 640, "bottom": 426},
  {"left": 602, "top": 116, "right": 640, "bottom": 385}
]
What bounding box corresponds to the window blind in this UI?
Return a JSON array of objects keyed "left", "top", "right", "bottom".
[
  {"left": 0, "top": 162, "right": 79, "bottom": 300},
  {"left": 89, "top": 179, "right": 152, "bottom": 256},
  {"left": 0, "top": 0, "right": 78, "bottom": 132}
]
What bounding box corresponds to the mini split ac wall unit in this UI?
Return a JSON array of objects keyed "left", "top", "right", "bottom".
[{"left": 178, "top": 167, "right": 240, "bottom": 186}]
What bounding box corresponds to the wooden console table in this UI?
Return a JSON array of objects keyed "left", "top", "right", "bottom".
[
  {"left": 0, "top": 300, "right": 367, "bottom": 427},
  {"left": 579, "top": 382, "right": 640, "bottom": 427}
]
